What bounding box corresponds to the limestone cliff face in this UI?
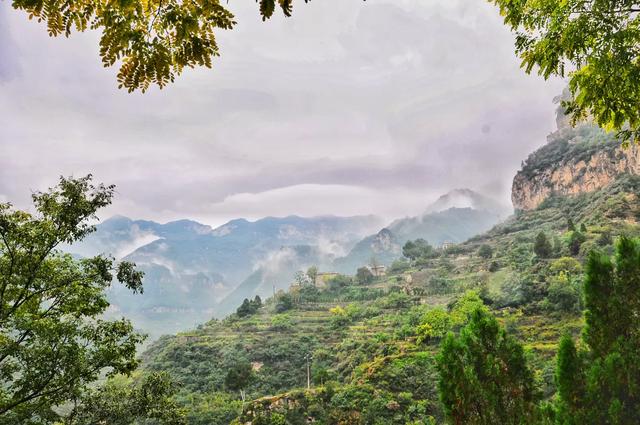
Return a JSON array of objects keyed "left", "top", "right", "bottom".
[{"left": 512, "top": 127, "right": 640, "bottom": 211}]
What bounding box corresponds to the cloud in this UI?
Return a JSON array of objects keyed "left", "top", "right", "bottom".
[{"left": 0, "top": 0, "right": 565, "bottom": 227}]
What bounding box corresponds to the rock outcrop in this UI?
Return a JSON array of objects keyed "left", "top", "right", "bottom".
[{"left": 512, "top": 125, "right": 640, "bottom": 211}]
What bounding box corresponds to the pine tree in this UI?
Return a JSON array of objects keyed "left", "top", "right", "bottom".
[
  {"left": 437, "top": 309, "right": 538, "bottom": 424},
  {"left": 554, "top": 237, "right": 640, "bottom": 424},
  {"left": 534, "top": 232, "right": 553, "bottom": 258}
]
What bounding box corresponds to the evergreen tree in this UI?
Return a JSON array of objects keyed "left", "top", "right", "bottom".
[
  {"left": 534, "top": 232, "right": 553, "bottom": 258},
  {"left": 568, "top": 231, "right": 586, "bottom": 256},
  {"left": 224, "top": 361, "right": 254, "bottom": 406},
  {"left": 554, "top": 237, "right": 640, "bottom": 424},
  {"left": 567, "top": 218, "right": 576, "bottom": 232},
  {"left": 437, "top": 309, "right": 538, "bottom": 425}
]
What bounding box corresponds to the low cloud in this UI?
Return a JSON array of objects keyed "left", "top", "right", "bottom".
[{"left": 0, "top": 0, "right": 564, "bottom": 226}]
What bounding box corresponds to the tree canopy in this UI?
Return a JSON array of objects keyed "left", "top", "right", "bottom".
[
  {"left": 492, "top": 0, "right": 640, "bottom": 142},
  {"left": 0, "top": 175, "right": 148, "bottom": 423},
  {"left": 437, "top": 308, "right": 538, "bottom": 424},
  {"left": 554, "top": 236, "right": 640, "bottom": 423},
  {"left": 9, "top": 0, "right": 309, "bottom": 93}
]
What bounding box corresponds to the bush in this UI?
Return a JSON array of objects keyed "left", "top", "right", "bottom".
[
  {"left": 546, "top": 273, "right": 582, "bottom": 313},
  {"left": 356, "top": 267, "right": 374, "bottom": 285},
  {"left": 478, "top": 244, "right": 494, "bottom": 259},
  {"left": 270, "top": 314, "right": 294, "bottom": 331},
  {"left": 416, "top": 308, "right": 451, "bottom": 344},
  {"left": 275, "top": 293, "right": 293, "bottom": 313},
  {"left": 488, "top": 261, "right": 501, "bottom": 272},
  {"left": 568, "top": 231, "right": 587, "bottom": 256}
]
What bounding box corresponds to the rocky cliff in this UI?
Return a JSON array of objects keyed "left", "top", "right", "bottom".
[{"left": 512, "top": 124, "right": 640, "bottom": 211}]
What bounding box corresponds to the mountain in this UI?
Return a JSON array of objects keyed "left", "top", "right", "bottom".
[
  {"left": 141, "top": 114, "right": 640, "bottom": 424},
  {"left": 332, "top": 189, "right": 508, "bottom": 274},
  {"left": 512, "top": 124, "right": 640, "bottom": 211},
  {"left": 68, "top": 214, "right": 382, "bottom": 336},
  {"left": 425, "top": 188, "right": 510, "bottom": 216}
]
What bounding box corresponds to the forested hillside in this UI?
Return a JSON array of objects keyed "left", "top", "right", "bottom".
[{"left": 141, "top": 122, "right": 640, "bottom": 423}]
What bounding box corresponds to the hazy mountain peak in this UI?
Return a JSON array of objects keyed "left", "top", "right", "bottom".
[{"left": 425, "top": 188, "right": 509, "bottom": 217}]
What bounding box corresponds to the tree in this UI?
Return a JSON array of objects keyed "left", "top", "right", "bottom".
[
  {"left": 554, "top": 237, "right": 640, "bottom": 424},
  {"left": 437, "top": 309, "right": 538, "bottom": 424},
  {"left": 580, "top": 223, "right": 588, "bottom": 233},
  {"left": 568, "top": 231, "right": 587, "bottom": 256},
  {"left": 275, "top": 293, "right": 293, "bottom": 313},
  {"left": 403, "top": 239, "right": 433, "bottom": 261},
  {"left": 224, "top": 361, "right": 254, "bottom": 407},
  {"left": 478, "top": 244, "right": 494, "bottom": 259},
  {"left": 0, "top": 176, "right": 147, "bottom": 423},
  {"left": 306, "top": 266, "right": 318, "bottom": 285},
  {"left": 534, "top": 231, "right": 553, "bottom": 258},
  {"left": 567, "top": 218, "right": 576, "bottom": 232},
  {"left": 355, "top": 266, "right": 374, "bottom": 285},
  {"left": 491, "top": 0, "right": 640, "bottom": 142},
  {"left": 236, "top": 296, "right": 262, "bottom": 317},
  {"left": 68, "top": 373, "right": 186, "bottom": 425}
]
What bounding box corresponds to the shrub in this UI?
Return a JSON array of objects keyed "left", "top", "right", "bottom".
[{"left": 478, "top": 244, "right": 494, "bottom": 259}]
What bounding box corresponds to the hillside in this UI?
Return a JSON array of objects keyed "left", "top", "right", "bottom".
[{"left": 141, "top": 121, "right": 640, "bottom": 424}]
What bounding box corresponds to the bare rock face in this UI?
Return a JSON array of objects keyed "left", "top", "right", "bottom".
[{"left": 512, "top": 128, "right": 640, "bottom": 211}]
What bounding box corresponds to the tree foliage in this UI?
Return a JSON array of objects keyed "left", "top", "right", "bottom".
[
  {"left": 491, "top": 0, "right": 640, "bottom": 142},
  {"left": 534, "top": 231, "right": 553, "bottom": 258},
  {"left": 403, "top": 239, "right": 434, "bottom": 261},
  {"left": 478, "top": 244, "right": 494, "bottom": 259},
  {"left": 236, "top": 295, "right": 262, "bottom": 317},
  {"left": 355, "top": 266, "right": 374, "bottom": 285},
  {"left": 9, "top": 0, "right": 310, "bottom": 92},
  {"left": 0, "top": 175, "right": 147, "bottom": 423},
  {"left": 68, "top": 373, "right": 186, "bottom": 425},
  {"left": 554, "top": 236, "right": 640, "bottom": 424},
  {"left": 437, "top": 309, "right": 538, "bottom": 425}
]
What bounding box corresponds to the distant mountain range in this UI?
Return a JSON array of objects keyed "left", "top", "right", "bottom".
[
  {"left": 69, "top": 214, "right": 382, "bottom": 336},
  {"left": 333, "top": 189, "right": 510, "bottom": 274},
  {"left": 68, "top": 189, "right": 509, "bottom": 336}
]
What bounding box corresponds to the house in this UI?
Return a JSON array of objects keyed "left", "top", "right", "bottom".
[
  {"left": 369, "top": 265, "right": 386, "bottom": 277},
  {"left": 440, "top": 241, "right": 455, "bottom": 250}
]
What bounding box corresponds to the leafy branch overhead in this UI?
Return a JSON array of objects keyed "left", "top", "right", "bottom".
[
  {"left": 10, "top": 0, "right": 639, "bottom": 142},
  {"left": 491, "top": 0, "right": 640, "bottom": 142},
  {"left": 10, "top": 0, "right": 309, "bottom": 93}
]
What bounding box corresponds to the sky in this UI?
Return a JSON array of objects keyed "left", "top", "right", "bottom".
[{"left": 0, "top": 0, "right": 565, "bottom": 228}]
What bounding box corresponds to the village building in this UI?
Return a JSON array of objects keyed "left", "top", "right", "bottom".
[
  {"left": 440, "top": 241, "right": 455, "bottom": 250},
  {"left": 369, "top": 265, "right": 386, "bottom": 277}
]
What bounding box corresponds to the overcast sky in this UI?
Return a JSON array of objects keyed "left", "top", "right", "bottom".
[{"left": 0, "top": 0, "right": 564, "bottom": 227}]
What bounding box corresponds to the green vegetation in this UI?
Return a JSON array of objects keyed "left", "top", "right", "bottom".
[
  {"left": 437, "top": 309, "right": 538, "bottom": 424},
  {"left": 236, "top": 296, "right": 263, "bottom": 317},
  {"left": 554, "top": 237, "right": 640, "bottom": 424},
  {"left": 0, "top": 176, "right": 182, "bottom": 424},
  {"left": 492, "top": 1, "right": 640, "bottom": 141},
  {"left": 67, "top": 373, "right": 185, "bottom": 425},
  {"left": 2, "top": 120, "right": 639, "bottom": 423}
]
